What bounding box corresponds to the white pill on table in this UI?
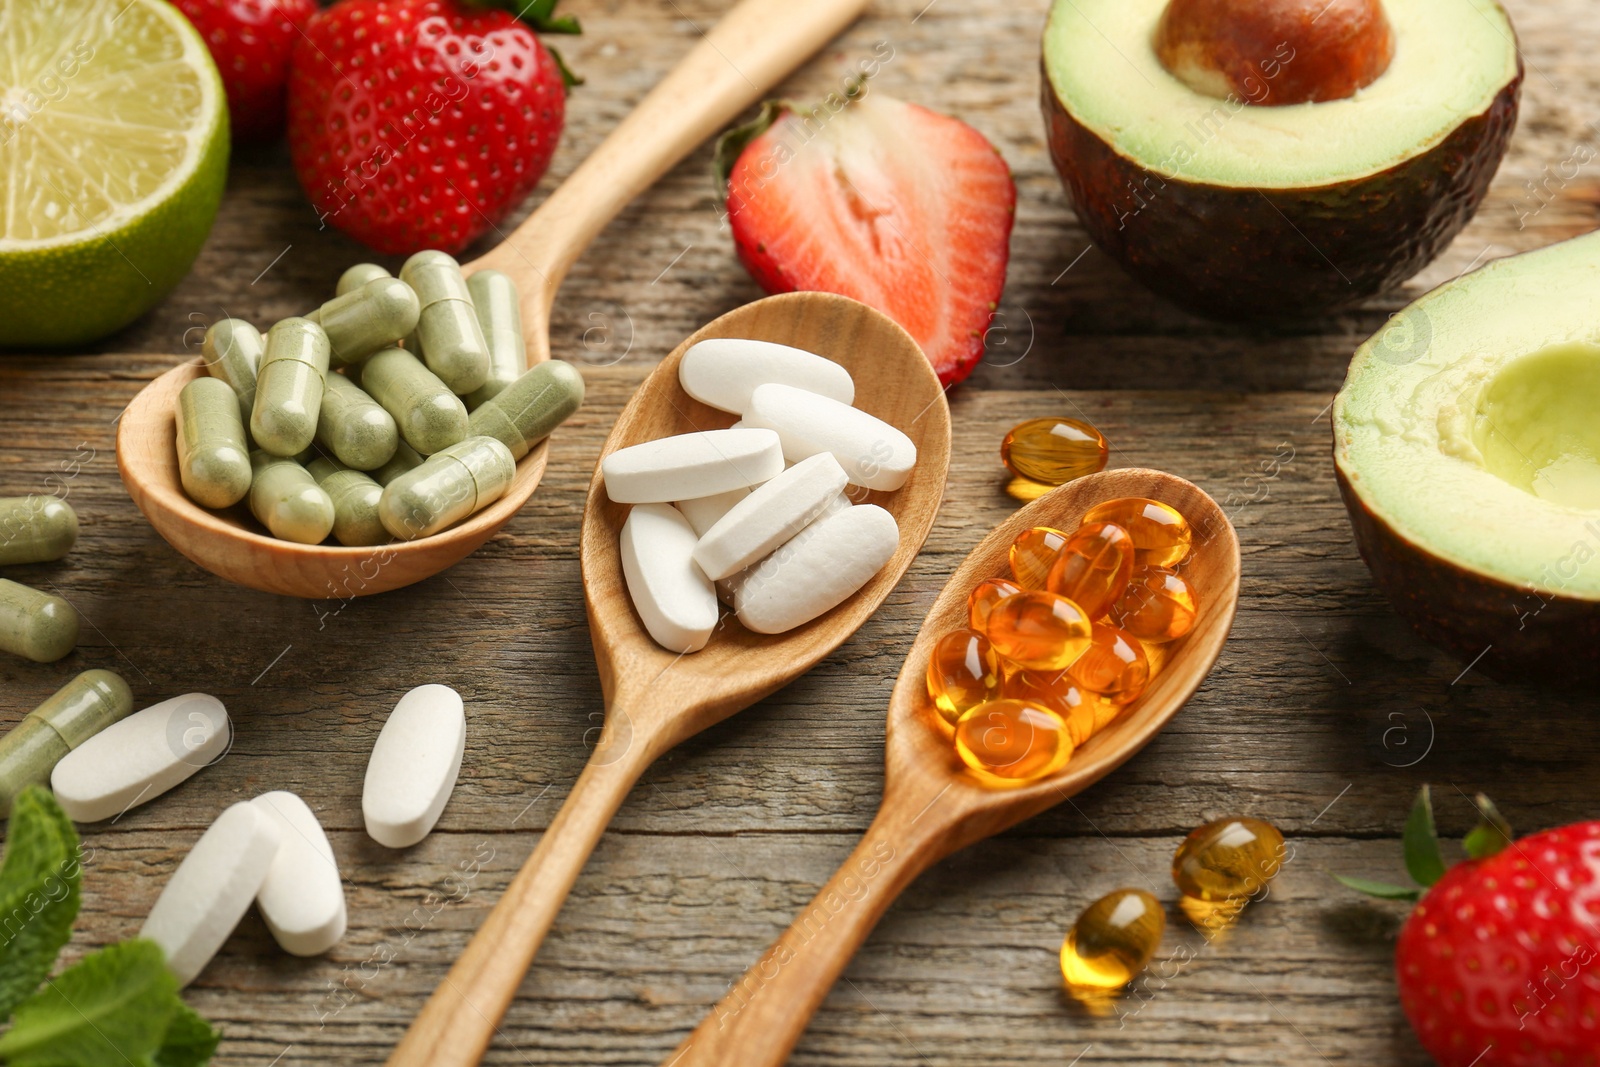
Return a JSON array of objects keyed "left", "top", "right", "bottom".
[
  {"left": 744, "top": 384, "right": 917, "bottom": 491},
  {"left": 679, "top": 338, "right": 854, "bottom": 414},
  {"left": 734, "top": 504, "right": 900, "bottom": 634},
  {"left": 252, "top": 791, "right": 347, "bottom": 956},
  {"left": 363, "top": 683, "right": 466, "bottom": 849},
  {"left": 602, "top": 428, "right": 783, "bottom": 504},
  {"left": 620, "top": 502, "right": 719, "bottom": 653},
  {"left": 50, "top": 693, "right": 230, "bottom": 823},
  {"left": 692, "top": 454, "right": 849, "bottom": 581},
  {"left": 140, "top": 801, "right": 283, "bottom": 987},
  {"left": 676, "top": 485, "right": 751, "bottom": 537}
]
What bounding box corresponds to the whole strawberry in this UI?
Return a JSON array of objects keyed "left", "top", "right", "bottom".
[
  {"left": 172, "top": 0, "right": 318, "bottom": 141},
  {"left": 1338, "top": 787, "right": 1600, "bottom": 1066},
  {"left": 286, "top": 0, "right": 577, "bottom": 255}
]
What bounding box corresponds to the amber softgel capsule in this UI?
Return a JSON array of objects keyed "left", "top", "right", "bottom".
[
  {"left": 1060, "top": 889, "right": 1165, "bottom": 990},
  {"left": 1001, "top": 417, "right": 1108, "bottom": 486}
]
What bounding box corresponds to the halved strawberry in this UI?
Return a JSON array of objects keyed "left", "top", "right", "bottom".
[{"left": 718, "top": 90, "right": 1016, "bottom": 388}]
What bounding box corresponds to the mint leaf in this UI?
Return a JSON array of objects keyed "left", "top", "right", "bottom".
[
  {"left": 0, "top": 939, "right": 177, "bottom": 1066},
  {"left": 1403, "top": 784, "right": 1446, "bottom": 888},
  {"left": 153, "top": 1001, "right": 221, "bottom": 1067},
  {"left": 0, "top": 786, "right": 82, "bottom": 1021},
  {"left": 1332, "top": 874, "right": 1423, "bottom": 901}
]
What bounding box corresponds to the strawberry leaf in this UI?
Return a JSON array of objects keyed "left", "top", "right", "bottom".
[
  {"left": 546, "top": 45, "right": 583, "bottom": 91},
  {"left": 0, "top": 786, "right": 82, "bottom": 1023},
  {"left": 462, "top": 0, "right": 581, "bottom": 34},
  {"left": 714, "top": 100, "right": 788, "bottom": 191},
  {"left": 1332, "top": 874, "right": 1423, "bottom": 902},
  {"left": 1404, "top": 784, "right": 1447, "bottom": 888},
  {"left": 1463, "top": 793, "right": 1513, "bottom": 860}
]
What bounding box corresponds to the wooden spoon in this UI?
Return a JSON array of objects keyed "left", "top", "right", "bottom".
[
  {"left": 663, "top": 467, "right": 1241, "bottom": 1066},
  {"left": 116, "top": 0, "right": 873, "bottom": 599},
  {"left": 385, "top": 290, "right": 952, "bottom": 1066}
]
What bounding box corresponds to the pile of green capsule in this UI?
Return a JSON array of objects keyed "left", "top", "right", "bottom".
[
  {"left": 0, "top": 495, "right": 82, "bottom": 664},
  {"left": 185, "top": 251, "right": 586, "bottom": 546}
]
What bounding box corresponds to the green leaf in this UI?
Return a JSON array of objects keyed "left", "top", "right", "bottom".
[
  {"left": 1332, "top": 874, "right": 1423, "bottom": 901},
  {"left": 713, "top": 100, "right": 788, "bottom": 191},
  {"left": 1463, "top": 793, "right": 1513, "bottom": 860},
  {"left": 1403, "top": 785, "right": 1447, "bottom": 888},
  {"left": 545, "top": 45, "right": 583, "bottom": 91},
  {"left": 462, "top": 0, "right": 582, "bottom": 34},
  {"left": 153, "top": 1001, "right": 221, "bottom": 1067},
  {"left": 0, "top": 786, "right": 83, "bottom": 1022},
  {"left": 0, "top": 939, "right": 178, "bottom": 1066}
]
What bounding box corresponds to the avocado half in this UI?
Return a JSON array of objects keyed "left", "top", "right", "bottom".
[
  {"left": 1334, "top": 230, "right": 1600, "bottom": 681},
  {"left": 1041, "top": 0, "right": 1522, "bottom": 321}
]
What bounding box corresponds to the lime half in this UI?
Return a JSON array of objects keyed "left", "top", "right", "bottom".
[{"left": 0, "top": 0, "right": 228, "bottom": 347}]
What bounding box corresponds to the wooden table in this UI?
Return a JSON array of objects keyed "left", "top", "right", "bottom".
[{"left": 4, "top": 0, "right": 1598, "bottom": 1063}]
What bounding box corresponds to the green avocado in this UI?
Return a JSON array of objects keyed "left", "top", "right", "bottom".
[
  {"left": 1334, "top": 230, "right": 1600, "bottom": 681},
  {"left": 1040, "top": 0, "right": 1522, "bottom": 321}
]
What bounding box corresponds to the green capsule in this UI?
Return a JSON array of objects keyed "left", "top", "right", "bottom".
[
  {"left": 202, "top": 318, "right": 263, "bottom": 424},
  {"left": 467, "top": 360, "right": 585, "bottom": 460},
  {"left": 308, "top": 458, "right": 389, "bottom": 546},
  {"left": 0, "top": 579, "right": 78, "bottom": 663},
  {"left": 249, "top": 451, "right": 335, "bottom": 544},
  {"left": 372, "top": 440, "right": 425, "bottom": 486},
  {"left": 336, "top": 262, "right": 392, "bottom": 297},
  {"left": 464, "top": 269, "right": 525, "bottom": 409},
  {"left": 252, "top": 318, "right": 330, "bottom": 458},
  {"left": 0, "top": 669, "right": 132, "bottom": 814},
  {"left": 0, "top": 496, "right": 78, "bottom": 566},
  {"left": 360, "top": 346, "right": 469, "bottom": 456},
  {"left": 176, "top": 377, "right": 253, "bottom": 508},
  {"left": 309, "top": 277, "right": 421, "bottom": 367},
  {"left": 400, "top": 250, "right": 489, "bottom": 394},
  {"left": 317, "top": 371, "right": 399, "bottom": 471},
  {"left": 379, "top": 435, "right": 515, "bottom": 540}
]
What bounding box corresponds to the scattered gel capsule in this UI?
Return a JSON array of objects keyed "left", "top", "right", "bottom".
[
  {"left": 986, "top": 590, "right": 1093, "bottom": 672},
  {"left": 1001, "top": 417, "right": 1108, "bottom": 486},
  {"left": 308, "top": 276, "right": 421, "bottom": 367},
  {"left": 926, "top": 628, "right": 1002, "bottom": 727},
  {"left": 0, "top": 669, "right": 133, "bottom": 814},
  {"left": 0, "top": 578, "right": 78, "bottom": 663},
  {"left": 378, "top": 435, "right": 515, "bottom": 540},
  {"left": 953, "top": 699, "right": 1074, "bottom": 784},
  {"left": 466, "top": 360, "right": 585, "bottom": 460},
  {"left": 967, "top": 576, "right": 1022, "bottom": 634},
  {"left": 360, "top": 346, "right": 470, "bottom": 456},
  {"left": 1008, "top": 526, "right": 1069, "bottom": 589},
  {"left": 372, "top": 440, "right": 425, "bottom": 486},
  {"left": 1047, "top": 522, "right": 1134, "bottom": 619},
  {"left": 401, "top": 250, "right": 490, "bottom": 394},
  {"left": 202, "top": 318, "right": 263, "bottom": 423},
  {"left": 1111, "top": 565, "right": 1198, "bottom": 642},
  {"left": 1082, "top": 497, "right": 1192, "bottom": 568},
  {"left": 250, "top": 452, "right": 336, "bottom": 544},
  {"left": 335, "top": 262, "right": 391, "bottom": 297},
  {"left": 1068, "top": 625, "right": 1149, "bottom": 704},
  {"left": 251, "top": 317, "right": 330, "bottom": 457},
  {"left": 176, "top": 376, "right": 253, "bottom": 508},
  {"left": 308, "top": 458, "right": 388, "bottom": 547},
  {"left": 1000, "top": 667, "right": 1097, "bottom": 746},
  {"left": 464, "top": 269, "right": 525, "bottom": 409},
  {"left": 1173, "top": 817, "right": 1286, "bottom": 903},
  {"left": 317, "top": 371, "right": 400, "bottom": 471},
  {"left": 0, "top": 495, "right": 78, "bottom": 566},
  {"left": 1060, "top": 889, "right": 1165, "bottom": 991}
]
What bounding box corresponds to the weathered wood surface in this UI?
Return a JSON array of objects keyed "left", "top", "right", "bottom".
[{"left": 4, "top": 0, "right": 1600, "bottom": 1063}]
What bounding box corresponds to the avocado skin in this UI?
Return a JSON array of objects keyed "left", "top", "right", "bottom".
[
  {"left": 1042, "top": 60, "right": 1522, "bottom": 322},
  {"left": 1335, "top": 463, "right": 1597, "bottom": 683}
]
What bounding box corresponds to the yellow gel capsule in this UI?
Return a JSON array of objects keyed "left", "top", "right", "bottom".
[
  {"left": 1172, "top": 817, "right": 1286, "bottom": 903},
  {"left": 1046, "top": 521, "right": 1133, "bottom": 619},
  {"left": 967, "top": 576, "right": 1022, "bottom": 634},
  {"left": 1111, "top": 566, "right": 1198, "bottom": 643},
  {"left": 1081, "top": 497, "right": 1192, "bottom": 567},
  {"left": 986, "top": 591, "right": 1093, "bottom": 672},
  {"left": 1008, "top": 526, "right": 1069, "bottom": 589},
  {"left": 1068, "top": 624, "right": 1149, "bottom": 704},
  {"left": 953, "top": 699, "right": 1074, "bottom": 784},
  {"left": 1060, "top": 889, "right": 1165, "bottom": 990},
  {"left": 999, "top": 667, "right": 1097, "bottom": 746},
  {"left": 1001, "top": 417, "right": 1108, "bottom": 486},
  {"left": 926, "top": 628, "right": 1001, "bottom": 727}
]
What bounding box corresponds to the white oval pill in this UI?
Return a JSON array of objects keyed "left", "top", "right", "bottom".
[
  {"left": 620, "top": 503, "right": 719, "bottom": 653},
  {"left": 744, "top": 384, "right": 917, "bottom": 491},
  {"left": 363, "top": 683, "right": 466, "bottom": 849},
  {"left": 140, "top": 801, "right": 283, "bottom": 987},
  {"left": 735, "top": 504, "right": 900, "bottom": 634},
  {"left": 51, "top": 693, "right": 230, "bottom": 823},
  {"left": 252, "top": 791, "right": 347, "bottom": 956},
  {"left": 693, "top": 454, "right": 849, "bottom": 581},
  {"left": 676, "top": 485, "right": 751, "bottom": 537},
  {"left": 679, "top": 338, "right": 854, "bottom": 414},
  {"left": 602, "top": 428, "right": 783, "bottom": 504}
]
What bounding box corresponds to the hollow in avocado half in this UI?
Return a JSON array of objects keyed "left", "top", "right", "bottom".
[
  {"left": 1041, "top": 0, "right": 1522, "bottom": 321},
  {"left": 1334, "top": 230, "right": 1600, "bottom": 682}
]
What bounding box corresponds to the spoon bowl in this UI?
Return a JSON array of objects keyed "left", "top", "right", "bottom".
[{"left": 665, "top": 466, "right": 1241, "bottom": 1067}]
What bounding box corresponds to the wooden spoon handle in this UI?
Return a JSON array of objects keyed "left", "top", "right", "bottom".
[
  {"left": 386, "top": 731, "right": 653, "bottom": 1067},
  {"left": 664, "top": 803, "right": 948, "bottom": 1067},
  {"left": 475, "top": 0, "right": 872, "bottom": 319}
]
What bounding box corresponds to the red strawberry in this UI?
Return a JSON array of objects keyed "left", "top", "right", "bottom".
[
  {"left": 1338, "top": 787, "right": 1600, "bottom": 1067},
  {"left": 172, "top": 0, "right": 318, "bottom": 141},
  {"left": 286, "top": 0, "right": 578, "bottom": 255},
  {"left": 719, "top": 90, "right": 1016, "bottom": 388}
]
